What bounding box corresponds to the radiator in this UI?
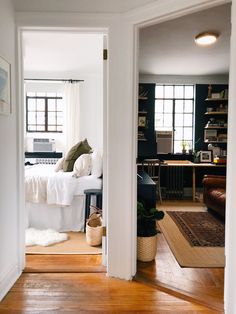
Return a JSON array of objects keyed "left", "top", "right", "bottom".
[{"left": 165, "top": 166, "right": 184, "bottom": 199}]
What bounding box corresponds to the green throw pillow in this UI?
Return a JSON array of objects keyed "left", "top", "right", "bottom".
[{"left": 63, "top": 139, "right": 92, "bottom": 172}]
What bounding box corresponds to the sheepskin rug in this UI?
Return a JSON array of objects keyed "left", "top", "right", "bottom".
[{"left": 26, "top": 228, "right": 68, "bottom": 247}]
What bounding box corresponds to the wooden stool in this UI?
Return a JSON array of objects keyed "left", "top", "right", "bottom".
[{"left": 84, "top": 189, "right": 102, "bottom": 232}]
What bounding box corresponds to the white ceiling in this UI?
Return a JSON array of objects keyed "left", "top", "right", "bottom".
[
  {"left": 23, "top": 32, "right": 103, "bottom": 77},
  {"left": 13, "top": 0, "right": 155, "bottom": 13},
  {"left": 139, "top": 4, "right": 231, "bottom": 76}
]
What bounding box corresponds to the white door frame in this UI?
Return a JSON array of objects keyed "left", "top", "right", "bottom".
[
  {"left": 128, "top": 0, "right": 233, "bottom": 312},
  {"left": 16, "top": 26, "right": 109, "bottom": 271}
]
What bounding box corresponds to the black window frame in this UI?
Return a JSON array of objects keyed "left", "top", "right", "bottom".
[
  {"left": 155, "top": 84, "right": 195, "bottom": 153},
  {"left": 26, "top": 94, "right": 63, "bottom": 133}
]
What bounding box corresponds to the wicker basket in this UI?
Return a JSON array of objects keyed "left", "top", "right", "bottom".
[
  {"left": 86, "top": 212, "right": 102, "bottom": 246},
  {"left": 137, "top": 235, "right": 157, "bottom": 262}
]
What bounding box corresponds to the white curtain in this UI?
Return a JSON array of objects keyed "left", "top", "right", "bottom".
[{"left": 63, "top": 82, "right": 80, "bottom": 153}]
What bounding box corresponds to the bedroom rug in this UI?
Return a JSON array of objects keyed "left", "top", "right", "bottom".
[
  {"left": 167, "top": 211, "right": 225, "bottom": 247},
  {"left": 158, "top": 212, "right": 225, "bottom": 268},
  {"left": 26, "top": 228, "right": 68, "bottom": 247},
  {"left": 26, "top": 231, "right": 102, "bottom": 255}
]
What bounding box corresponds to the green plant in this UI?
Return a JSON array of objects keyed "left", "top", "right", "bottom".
[{"left": 137, "top": 201, "right": 164, "bottom": 237}]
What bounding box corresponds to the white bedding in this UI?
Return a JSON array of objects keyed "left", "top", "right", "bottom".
[
  {"left": 25, "top": 164, "right": 101, "bottom": 206},
  {"left": 25, "top": 164, "right": 102, "bottom": 232}
]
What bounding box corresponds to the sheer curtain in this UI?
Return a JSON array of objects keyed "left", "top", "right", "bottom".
[{"left": 63, "top": 81, "right": 80, "bottom": 153}]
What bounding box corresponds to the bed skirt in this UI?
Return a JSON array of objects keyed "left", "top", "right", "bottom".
[{"left": 26, "top": 195, "right": 89, "bottom": 232}]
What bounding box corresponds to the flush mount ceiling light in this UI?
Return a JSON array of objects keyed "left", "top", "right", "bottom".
[{"left": 194, "top": 32, "right": 219, "bottom": 46}]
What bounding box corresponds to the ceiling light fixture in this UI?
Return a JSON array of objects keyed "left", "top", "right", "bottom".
[{"left": 194, "top": 32, "right": 219, "bottom": 46}]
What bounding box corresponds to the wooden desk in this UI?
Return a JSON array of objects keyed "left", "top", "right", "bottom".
[{"left": 162, "top": 160, "right": 226, "bottom": 201}]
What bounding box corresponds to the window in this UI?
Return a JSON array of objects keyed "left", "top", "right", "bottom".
[
  {"left": 155, "top": 84, "right": 194, "bottom": 153},
  {"left": 26, "top": 92, "right": 63, "bottom": 132}
]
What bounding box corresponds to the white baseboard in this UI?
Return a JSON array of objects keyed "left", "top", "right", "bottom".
[{"left": 0, "top": 264, "right": 21, "bottom": 302}]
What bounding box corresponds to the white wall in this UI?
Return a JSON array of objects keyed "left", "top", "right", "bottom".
[
  {"left": 24, "top": 35, "right": 103, "bottom": 154},
  {"left": 0, "top": 0, "right": 21, "bottom": 301}
]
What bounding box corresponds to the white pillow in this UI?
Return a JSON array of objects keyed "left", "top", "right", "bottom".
[
  {"left": 91, "top": 151, "right": 103, "bottom": 178},
  {"left": 54, "top": 157, "right": 65, "bottom": 172},
  {"left": 73, "top": 153, "right": 92, "bottom": 177}
]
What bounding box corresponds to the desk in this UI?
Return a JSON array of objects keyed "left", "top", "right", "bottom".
[{"left": 162, "top": 160, "right": 226, "bottom": 201}]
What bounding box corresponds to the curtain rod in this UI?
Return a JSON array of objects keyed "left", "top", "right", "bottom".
[{"left": 24, "top": 78, "right": 84, "bottom": 83}]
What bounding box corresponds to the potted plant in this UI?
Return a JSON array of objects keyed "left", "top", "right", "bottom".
[{"left": 137, "top": 201, "right": 164, "bottom": 262}]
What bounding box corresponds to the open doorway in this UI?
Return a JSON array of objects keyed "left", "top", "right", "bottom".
[
  {"left": 22, "top": 30, "right": 106, "bottom": 271},
  {"left": 136, "top": 3, "right": 230, "bottom": 310}
]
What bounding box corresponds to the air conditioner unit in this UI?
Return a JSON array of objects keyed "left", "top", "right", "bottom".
[
  {"left": 33, "top": 138, "right": 55, "bottom": 152},
  {"left": 156, "top": 131, "right": 173, "bottom": 154}
]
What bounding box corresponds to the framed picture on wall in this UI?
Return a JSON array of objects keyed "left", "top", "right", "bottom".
[
  {"left": 200, "top": 150, "right": 212, "bottom": 163},
  {"left": 0, "top": 56, "right": 11, "bottom": 115},
  {"left": 138, "top": 116, "right": 146, "bottom": 127}
]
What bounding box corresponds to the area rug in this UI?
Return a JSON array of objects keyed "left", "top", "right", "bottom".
[
  {"left": 26, "top": 228, "right": 68, "bottom": 246},
  {"left": 158, "top": 212, "right": 225, "bottom": 267},
  {"left": 26, "top": 231, "right": 102, "bottom": 255},
  {"left": 167, "top": 211, "right": 225, "bottom": 247}
]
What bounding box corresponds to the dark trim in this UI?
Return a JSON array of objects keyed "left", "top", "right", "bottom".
[{"left": 24, "top": 78, "right": 84, "bottom": 83}]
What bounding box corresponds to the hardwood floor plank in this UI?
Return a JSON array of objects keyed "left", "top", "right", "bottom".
[
  {"left": 0, "top": 273, "right": 218, "bottom": 313},
  {"left": 24, "top": 254, "right": 105, "bottom": 273},
  {"left": 137, "top": 201, "right": 224, "bottom": 312}
]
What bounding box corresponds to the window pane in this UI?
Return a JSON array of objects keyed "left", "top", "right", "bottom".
[
  {"left": 48, "top": 125, "right": 57, "bottom": 131},
  {"left": 175, "top": 113, "right": 184, "bottom": 127},
  {"left": 57, "top": 99, "right": 63, "bottom": 111},
  {"left": 163, "top": 114, "right": 172, "bottom": 127},
  {"left": 164, "top": 85, "right": 173, "bottom": 98},
  {"left": 28, "top": 112, "right": 36, "bottom": 124},
  {"left": 155, "top": 100, "right": 163, "bottom": 113},
  {"left": 37, "top": 125, "right": 45, "bottom": 131},
  {"left": 28, "top": 125, "right": 36, "bottom": 131},
  {"left": 185, "top": 100, "right": 193, "bottom": 112},
  {"left": 175, "top": 85, "right": 184, "bottom": 99},
  {"left": 36, "top": 112, "right": 45, "bottom": 124},
  {"left": 47, "top": 92, "right": 56, "bottom": 97},
  {"left": 36, "top": 98, "right": 45, "bottom": 111},
  {"left": 184, "top": 114, "right": 192, "bottom": 126},
  {"left": 48, "top": 99, "right": 56, "bottom": 111},
  {"left": 27, "top": 92, "right": 35, "bottom": 97},
  {"left": 155, "top": 114, "right": 164, "bottom": 128},
  {"left": 184, "top": 127, "right": 192, "bottom": 140},
  {"left": 175, "top": 100, "right": 183, "bottom": 113},
  {"left": 155, "top": 85, "right": 163, "bottom": 98},
  {"left": 164, "top": 100, "right": 172, "bottom": 113},
  {"left": 174, "top": 141, "right": 182, "bottom": 154},
  {"left": 175, "top": 127, "right": 183, "bottom": 140},
  {"left": 48, "top": 112, "right": 56, "bottom": 125},
  {"left": 28, "top": 98, "right": 36, "bottom": 111},
  {"left": 36, "top": 92, "right": 46, "bottom": 96},
  {"left": 185, "top": 85, "right": 194, "bottom": 99},
  {"left": 57, "top": 117, "right": 63, "bottom": 125},
  {"left": 57, "top": 125, "right": 63, "bottom": 132}
]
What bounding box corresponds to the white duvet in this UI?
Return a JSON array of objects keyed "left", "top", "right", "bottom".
[{"left": 25, "top": 164, "right": 79, "bottom": 206}]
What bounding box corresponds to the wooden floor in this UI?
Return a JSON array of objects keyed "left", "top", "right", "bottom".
[
  {"left": 137, "top": 201, "right": 224, "bottom": 312},
  {"left": 0, "top": 201, "right": 224, "bottom": 313},
  {"left": 0, "top": 273, "right": 219, "bottom": 313},
  {"left": 24, "top": 254, "right": 105, "bottom": 273}
]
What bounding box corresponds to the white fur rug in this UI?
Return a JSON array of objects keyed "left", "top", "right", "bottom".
[{"left": 26, "top": 228, "right": 68, "bottom": 247}]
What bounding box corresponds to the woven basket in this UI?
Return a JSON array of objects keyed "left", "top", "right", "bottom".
[
  {"left": 86, "top": 211, "right": 102, "bottom": 246},
  {"left": 137, "top": 235, "right": 157, "bottom": 262}
]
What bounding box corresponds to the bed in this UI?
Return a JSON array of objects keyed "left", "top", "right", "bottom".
[{"left": 25, "top": 158, "right": 102, "bottom": 232}]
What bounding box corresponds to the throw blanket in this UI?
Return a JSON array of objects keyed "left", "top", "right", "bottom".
[{"left": 25, "top": 164, "right": 77, "bottom": 206}]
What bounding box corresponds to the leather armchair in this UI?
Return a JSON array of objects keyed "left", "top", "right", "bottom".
[{"left": 202, "top": 175, "right": 226, "bottom": 220}]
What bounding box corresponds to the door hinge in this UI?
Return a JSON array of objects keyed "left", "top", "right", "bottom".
[
  {"left": 102, "top": 226, "right": 106, "bottom": 237},
  {"left": 103, "top": 49, "right": 108, "bottom": 60}
]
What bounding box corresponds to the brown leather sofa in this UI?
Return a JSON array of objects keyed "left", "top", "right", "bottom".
[{"left": 202, "top": 175, "right": 226, "bottom": 220}]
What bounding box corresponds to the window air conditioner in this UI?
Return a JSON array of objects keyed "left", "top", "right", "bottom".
[
  {"left": 33, "top": 138, "right": 55, "bottom": 152},
  {"left": 156, "top": 131, "right": 173, "bottom": 154}
]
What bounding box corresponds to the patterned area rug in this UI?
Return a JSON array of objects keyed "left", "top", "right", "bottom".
[{"left": 167, "top": 211, "right": 225, "bottom": 247}]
